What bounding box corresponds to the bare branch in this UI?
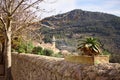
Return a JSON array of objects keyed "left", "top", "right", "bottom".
[
  {"left": 11, "top": 0, "right": 24, "bottom": 15},
  {"left": 23, "top": 0, "right": 43, "bottom": 10},
  {"left": 23, "top": 10, "right": 39, "bottom": 22},
  {"left": 0, "top": 15, "right": 6, "bottom": 30},
  {"left": 8, "top": 0, "right": 12, "bottom": 10},
  {"left": 0, "top": 27, "right": 5, "bottom": 33},
  {"left": 2, "top": 7, "right": 9, "bottom": 14},
  {"left": 4, "top": 0, "right": 8, "bottom": 12},
  {"left": 43, "top": 0, "right": 57, "bottom": 4},
  {"left": 0, "top": 17, "right": 7, "bottom": 36},
  {"left": 0, "top": 0, "right": 2, "bottom": 3}
]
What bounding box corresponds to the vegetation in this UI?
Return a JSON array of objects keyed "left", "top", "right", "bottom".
[
  {"left": 102, "top": 50, "right": 111, "bottom": 55},
  {"left": 43, "top": 48, "right": 54, "bottom": 56},
  {"left": 32, "top": 46, "right": 54, "bottom": 56},
  {"left": 32, "top": 46, "right": 43, "bottom": 55},
  {"left": 77, "top": 37, "right": 102, "bottom": 56},
  {"left": 11, "top": 37, "right": 34, "bottom": 53},
  {"left": 52, "top": 52, "right": 64, "bottom": 58},
  {"left": 16, "top": 42, "right": 34, "bottom": 53}
]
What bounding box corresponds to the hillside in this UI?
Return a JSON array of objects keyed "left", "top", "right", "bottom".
[{"left": 40, "top": 9, "right": 120, "bottom": 54}]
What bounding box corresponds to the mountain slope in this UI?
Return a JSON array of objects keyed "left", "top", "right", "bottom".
[{"left": 40, "top": 9, "right": 120, "bottom": 54}]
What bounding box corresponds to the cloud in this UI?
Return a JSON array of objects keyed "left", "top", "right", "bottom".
[
  {"left": 39, "top": 0, "right": 76, "bottom": 18},
  {"left": 40, "top": 0, "right": 120, "bottom": 18},
  {"left": 75, "top": 0, "right": 120, "bottom": 16}
]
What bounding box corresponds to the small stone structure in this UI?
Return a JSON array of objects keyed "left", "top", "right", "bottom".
[
  {"left": 11, "top": 53, "right": 120, "bottom": 80},
  {"left": 65, "top": 55, "right": 109, "bottom": 65}
]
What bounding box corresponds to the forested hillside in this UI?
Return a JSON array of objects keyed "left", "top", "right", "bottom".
[{"left": 40, "top": 9, "right": 120, "bottom": 54}]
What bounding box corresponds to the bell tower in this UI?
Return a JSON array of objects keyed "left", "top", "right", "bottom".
[{"left": 52, "top": 36, "right": 56, "bottom": 49}]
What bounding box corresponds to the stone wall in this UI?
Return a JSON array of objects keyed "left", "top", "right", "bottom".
[{"left": 11, "top": 53, "right": 120, "bottom": 80}]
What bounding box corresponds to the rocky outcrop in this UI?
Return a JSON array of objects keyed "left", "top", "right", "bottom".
[{"left": 11, "top": 53, "right": 120, "bottom": 80}]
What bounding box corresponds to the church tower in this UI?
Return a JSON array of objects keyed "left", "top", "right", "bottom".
[{"left": 52, "top": 36, "right": 56, "bottom": 49}]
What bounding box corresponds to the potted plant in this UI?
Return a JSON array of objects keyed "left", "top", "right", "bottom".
[{"left": 65, "top": 37, "right": 109, "bottom": 65}]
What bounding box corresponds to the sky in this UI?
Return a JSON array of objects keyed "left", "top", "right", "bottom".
[{"left": 39, "top": 0, "right": 120, "bottom": 18}]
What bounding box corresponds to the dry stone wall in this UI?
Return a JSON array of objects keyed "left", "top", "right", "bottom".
[{"left": 11, "top": 53, "right": 120, "bottom": 80}]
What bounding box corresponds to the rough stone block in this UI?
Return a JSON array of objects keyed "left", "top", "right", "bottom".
[{"left": 65, "top": 55, "right": 109, "bottom": 65}]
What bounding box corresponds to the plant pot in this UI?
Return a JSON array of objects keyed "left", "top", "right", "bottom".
[
  {"left": 0, "top": 64, "right": 4, "bottom": 75},
  {"left": 65, "top": 55, "right": 109, "bottom": 65}
]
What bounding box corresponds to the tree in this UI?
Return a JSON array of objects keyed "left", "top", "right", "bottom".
[
  {"left": 77, "top": 37, "right": 102, "bottom": 56},
  {"left": 0, "top": 0, "right": 44, "bottom": 79}
]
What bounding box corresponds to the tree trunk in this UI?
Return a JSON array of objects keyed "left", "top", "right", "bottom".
[
  {"left": 4, "top": 31, "right": 12, "bottom": 80},
  {"left": 4, "top": 17, "right": 12, "bottom": 80},
  {"left": 0, "top": 42, "right": 5, "bottom": 64}
]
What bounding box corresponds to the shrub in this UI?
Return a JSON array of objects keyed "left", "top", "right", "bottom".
[
  {"left": 12, "top": 36, "right": 23, "bottom": 50},
  {"left": 102, "top": 50, "right": 111, "bottom": 55},
  {"left": 14, "top": 41, "right": 34, "bottom": 53},
  {"left": 26, "top": 42, "right": 34, "bottom": 53},
  {"left": 43, "top": 49, "right": 53, "bottom": 56},
  {"left": 17, "top": 42, "right": 26, "bottom": 53},
  {"left": 52, "top": 52, "right": 63, "bottom": 58},
  {"left": 18, "top": 48, "right": 26, "bottom": 53},
  {"left": 32, "top": 46, "right": 43, "bottom": 55}
]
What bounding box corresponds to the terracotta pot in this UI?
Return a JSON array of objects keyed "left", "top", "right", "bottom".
[{"left": 65, "top": 55, "right": 109, "bottom": 65}]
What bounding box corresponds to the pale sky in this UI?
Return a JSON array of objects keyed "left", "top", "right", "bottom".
[{"left": 39, "top": 0, "right": 120, "bottom": 18}]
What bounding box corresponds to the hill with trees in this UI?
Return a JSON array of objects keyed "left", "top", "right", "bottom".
[{"left": 40, "top": 9, "right": 120, "bottom": 55}]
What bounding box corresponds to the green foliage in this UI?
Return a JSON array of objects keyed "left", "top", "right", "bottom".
[
  {"left": 102, "top": 50, "right": 111, "bottom": 55},
  {"left": 17, "top": 43, "right": 26, "bottom": 53},
  {"left": 26, "top": 42, "right": 34, "bottom": 53},
  {"left": 18, "top": 47, "right": 26, "bottom": 53},
  {"left": 32, "top": 46, "right": 43, "bottom": 55},
  {"left": 31, "top": 46, "right": 63, "bottom": 57},
  {"left": 12, "top": 37, "right": 34, "bottom": 53},
  {"left": 12, "top": 36, "right": 23, "bottom": 49},
  {"left": 52, "top": 52, "right": 63, "bottom": 58},
  {"left": 43, "top": 48, "right": 54, "bottom": 56}
]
